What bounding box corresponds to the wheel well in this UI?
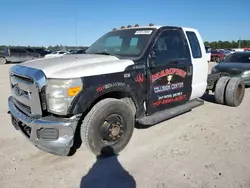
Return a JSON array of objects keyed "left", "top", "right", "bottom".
[
  {"left": 83, "top": 91, "right": 136, "bottom": 117},
  {"left": 95, "top": 90, "right": 135, "bottom": 107}
]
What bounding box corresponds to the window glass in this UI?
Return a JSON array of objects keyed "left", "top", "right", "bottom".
[
  {"left": 186, "top": 31, "right": 202, "bottom": 58},
  {"left": 153, "top": 29, "right": 188, "bottom": 65},
  {"left": 86, "top": 28, "right": 155, "bottom": 57},
  {"left": 10, "top": 48, "right": 19, "bottom": 53},
  {"left": 18, "top": 49, "right": 27, "bottom": 54},
  {"left": 224, "top": 53, "right": 250, "bottom": 63}
]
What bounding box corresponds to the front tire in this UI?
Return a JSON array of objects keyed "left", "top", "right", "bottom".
[
  {"left": 81, "top": 98, "right": 135, "bottom": 155},
  {"left": 0, "top": 57, "right": 7, "bottom": 64}
]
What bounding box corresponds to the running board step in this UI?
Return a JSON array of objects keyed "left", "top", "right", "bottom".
[{"left": 137, "top": 99, "right": 204, "bottom": 126}]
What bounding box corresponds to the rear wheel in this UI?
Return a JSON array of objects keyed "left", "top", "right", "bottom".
[
  {"left": 80, "top": 98, "right": 134, "bottom": 155},
  {"left": 214, "top": 76, "right": 230, "bottom": 105},
  {"left": 0, "top": 57, "right": 7, "bottom": 64},
  {"left": 216, "top": 57, "right": 221, "bottom": 63},
  {"left": 225, "top": 77, "right": 245, "bottom": 107}
]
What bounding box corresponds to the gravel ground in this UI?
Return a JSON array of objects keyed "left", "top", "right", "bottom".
[{"left": 0, "top": 62, "right": 250, "bottom": 188}]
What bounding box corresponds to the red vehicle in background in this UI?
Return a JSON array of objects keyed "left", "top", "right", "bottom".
[
  {"left": 211, "top": 49, "right": 225, "bottom": 63},
  {"left": 243, "top": 48, "right": 250, "bottom": 51}
]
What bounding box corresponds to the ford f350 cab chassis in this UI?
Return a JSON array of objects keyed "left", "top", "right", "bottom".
[{"left": 8, "top": 24, "right": 245, "bottom": 156}]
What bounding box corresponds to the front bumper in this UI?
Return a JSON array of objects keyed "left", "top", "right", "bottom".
[{"left": 8, "top": 96, "right": 80, "bottom": 156}]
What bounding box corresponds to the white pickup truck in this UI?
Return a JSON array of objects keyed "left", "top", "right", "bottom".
[{"left": 8, "top": 24, "right": 245, "bottom": 156}]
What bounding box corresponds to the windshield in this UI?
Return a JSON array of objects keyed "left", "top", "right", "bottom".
[
  {"left": 224, "top": 53, "right": 250, "bottom": 63},
  {"left": 85, "top": 28, "right": 156, "bottom": 57}
]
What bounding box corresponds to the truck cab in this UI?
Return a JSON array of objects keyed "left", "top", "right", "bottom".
[{"left": 8, "top": 24, "right": 244, "bottom": 156}]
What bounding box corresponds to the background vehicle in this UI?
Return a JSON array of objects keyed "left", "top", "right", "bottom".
[
  {"left": 24, "top": 48, "right": 41, "bottom": 58},
  {"left": 211, "top": 51, "right": 250, "bottom": 86},
  {"left": 211, "top": 49, "right": 225, "bottom": 63},
  {"left": 0, "top": 47, "right": 40, "bottom": 64},
  {"left": 68, "top": 49, "right": 86, "bottom": 54},
  {"left": 205, "top": 46, "right": 211, "bottom": 63},
  {"left": 8, "top": 24, "right": 245, "bottom": 157},
  {"left": 44, "top": 50, "right": 68, "bottom": 58},
  {"left": 33, "top": 48, "right": 50, "bottom": 57}
]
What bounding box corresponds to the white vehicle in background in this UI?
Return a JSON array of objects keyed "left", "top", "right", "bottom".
[
  {"left": 44, "top": 51, "right": 69, "bottom": 59},
  {"left": 230, "top": 48, "right": 244, "bottom": 54},
  {"left": 205, "top": 46, "right": 211, "bottom": 63}
]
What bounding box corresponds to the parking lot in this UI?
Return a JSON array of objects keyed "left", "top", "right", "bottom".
[{"left": 0, "top": 62, "right": 250, "bottom": 188}]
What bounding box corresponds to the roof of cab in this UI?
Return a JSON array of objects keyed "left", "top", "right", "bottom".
[{"left": 112, "top": 25, "right": 196, "bottom": 31}]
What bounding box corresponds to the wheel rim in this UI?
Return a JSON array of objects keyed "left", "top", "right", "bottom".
[
  {"left": 100, "top": 114, "right": 126, "bottom": 144},
  {"left": 236, "top": 82, "right": 243, "bottom": 100},
  {"left": 0, "top": 58, "right": 6, "bottom": 64}
]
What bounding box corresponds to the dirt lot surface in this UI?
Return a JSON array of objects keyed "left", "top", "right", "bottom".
[{"left": 1, "top": 62, "right": 250, "bottom": 188}]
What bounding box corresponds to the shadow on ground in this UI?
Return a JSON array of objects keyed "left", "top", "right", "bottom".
[
  {"left": 80, "top": 146, "right": 136, "bottom": 188},
  {"left": 200, "top": 93, "right": 217, "bottom": 104}
]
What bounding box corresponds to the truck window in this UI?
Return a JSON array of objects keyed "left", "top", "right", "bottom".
[
  {"left": 105, "top": 36, "right": 122, "bottom": 47},
  {"left": 153, "top": 29, "right": 188, "bottom": 65},
  {"left": 85, "top": 28, "right": 156, "bottom": 57},
  {"left": 10, "top": 48, "right": 19, "bottom": 54},
  {"left": 186, "top": 31, "right": 202, "bottom": 58},
  {"left": 18, "top": 49, "right": 28, "bottom": 54},
  {"left": 130, "top": 37, "right": 139, "bottom": 47}
]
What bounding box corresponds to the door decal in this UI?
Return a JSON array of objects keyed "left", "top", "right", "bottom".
[
  {"left": 135, "top": 72, "right": 144, "bottom": 83},
  {"left": 150, "top": 67, "right": 188, "bottom": 108},
  {"left": 151, "top": 68, "right": 187, "bottom": 83}
]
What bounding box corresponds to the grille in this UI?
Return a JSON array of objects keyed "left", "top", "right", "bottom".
[{"left": 9, "top": 65, "right": 46, "bottom": 117}]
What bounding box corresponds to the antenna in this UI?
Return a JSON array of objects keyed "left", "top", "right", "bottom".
[
  {"left": 75, "top": 15, "right": 78, "bottom": 48},
  {"left": 238, "top": 36, "right": 241, "bottom": 48}
]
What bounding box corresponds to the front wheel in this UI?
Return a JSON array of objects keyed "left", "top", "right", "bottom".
[
  {"left": 216, "top": 57, "right": 221, "bottom": 63},
  {"left": 81, "top": 98, "right": 135, "bottom": 156},
  {"left": 0, "top": 57, "right": 7, "bottom": 64}
]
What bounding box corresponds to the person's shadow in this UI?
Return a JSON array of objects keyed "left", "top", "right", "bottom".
[{"left": 80, "top": 146, "right": 136, "bottom": 188}]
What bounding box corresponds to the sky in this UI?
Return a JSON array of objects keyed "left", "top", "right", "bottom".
[{"left": 0, "top": 0, "right": 249, "bottom": 46}]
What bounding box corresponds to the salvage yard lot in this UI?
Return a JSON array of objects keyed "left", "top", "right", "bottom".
[{"left": 0, "top": 62, "right": 250, "bottom": 188}]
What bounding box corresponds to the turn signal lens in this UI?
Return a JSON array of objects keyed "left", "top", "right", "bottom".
[{"left": 68, "top": 86, "right": 81, "bottom": 97}]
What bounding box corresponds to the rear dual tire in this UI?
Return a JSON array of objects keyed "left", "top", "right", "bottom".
[{"left": 214, "top": 76, "right": 245, "bottom": 107}]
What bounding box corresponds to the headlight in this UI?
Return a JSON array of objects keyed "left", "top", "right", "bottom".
[
  {"left": 46, "top": 78, "right": 82, "bottom": 115},
  {"left": 243, "top": 70, "right": 250, "bottom": 76},
  {"left": 211, "top": 67, "right": 218, "bottom": 73}
]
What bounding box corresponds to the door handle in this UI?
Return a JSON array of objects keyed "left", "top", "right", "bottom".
[{"left": 187, "top": 66, "right": 192, "bottom": 75}]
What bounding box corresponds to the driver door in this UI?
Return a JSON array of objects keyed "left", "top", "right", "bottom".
[{"left": 146, "top": 28, "right": 193, "bottom": 115}]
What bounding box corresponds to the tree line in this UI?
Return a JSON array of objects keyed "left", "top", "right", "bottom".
[
  {"left": 1, "top": 40, "right": 250, "bottom": 50},
  {"left": 204, "top": 40, "right": 250, "bottom": 49}
]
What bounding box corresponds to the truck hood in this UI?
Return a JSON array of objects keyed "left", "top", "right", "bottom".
[{"left": 20, "top": 54, "right": 134, "bottom": 79}]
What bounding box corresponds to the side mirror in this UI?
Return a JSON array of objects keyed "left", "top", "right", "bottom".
[{"left": 148, "top": 51, "right": 156, "bottom": 68}]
